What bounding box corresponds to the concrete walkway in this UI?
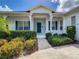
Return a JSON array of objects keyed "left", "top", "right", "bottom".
[
  {"left": 18, "top": 44, "right": 79, "bottom": 59},
  {"left": 38, "top": 38, "right": 51, "bottom": 50}
]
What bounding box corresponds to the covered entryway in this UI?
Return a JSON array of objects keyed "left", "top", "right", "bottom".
[
  {"left": 37, "top": 22, "right": 42, "bottom": 33},
  {"left": 34, "top": 18, "right": 46, "bottom": 35}
]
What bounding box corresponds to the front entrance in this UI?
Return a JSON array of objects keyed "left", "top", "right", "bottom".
[
  {"left": 34, "top": 18, "right": 46, "bottom": 38},
  {"left": 37, "top": 22, "right": 41, "bottom": 33}
]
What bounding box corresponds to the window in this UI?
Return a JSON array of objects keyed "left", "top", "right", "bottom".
[
  {"left": 16, "top": 21, "right": 23, "bottom": 30},
  {"left": 16, "top": 21, "right": 30, "bottom": 30},
  {"left": 71, "top": 16, "right": 76, "bottom": 26},
  {"left": 24, "top": 21, "right": 30, "bottom": 30},
  {"left": 60, "top": 20, "right": 63, "bottom": 30},
  {"left": 48, "top": 21, "right": 50, "bottom": 30},
  {"left": 52, "top": 21, "right": 58, "bottom": 30}
]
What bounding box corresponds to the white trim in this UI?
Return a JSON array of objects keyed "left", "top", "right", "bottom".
[{"left": 29, "top": 5, "right": 55, "bottom": 12}]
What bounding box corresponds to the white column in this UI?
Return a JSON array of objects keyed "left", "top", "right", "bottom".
[
  {"left": 46, "top": 18, "right": 49, "bottom": 33},
  {"left": 29, "top": 13, "right": 34, "bottom": 31},
  {"left": 50, "top": 13, "right": 53, "bottom": 32}
]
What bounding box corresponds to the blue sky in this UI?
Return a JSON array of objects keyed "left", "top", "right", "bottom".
[{"left": 0, "top": 0, "right": 59, "bottom": 11}]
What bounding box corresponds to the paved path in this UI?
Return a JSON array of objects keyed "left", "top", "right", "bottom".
[
  {"left": 38, "top": 38, "right": 52, "bottom": 50},
  {"left": 18, "top": 44, "right": 79, "bottom": 59}
]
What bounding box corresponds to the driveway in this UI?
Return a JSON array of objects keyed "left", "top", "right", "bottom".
[{"left": 18, "top": 44, "right": 79, "bottom": 59}]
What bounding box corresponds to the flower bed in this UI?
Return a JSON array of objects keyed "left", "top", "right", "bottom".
[
  {"left": 46, "top": 33, "right": 74, "bottom": 46},
  {"left": 0, "top": 37, "right": 38, "bottom": 59}
]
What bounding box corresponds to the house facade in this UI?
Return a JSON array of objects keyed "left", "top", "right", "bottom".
[{"left": 0, "top": 5, "right": 79, "bottom": 40}]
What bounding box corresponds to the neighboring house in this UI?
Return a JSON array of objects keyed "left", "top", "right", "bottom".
[{"left": 0, "top": 5, "right": 79, "bottom": 40}]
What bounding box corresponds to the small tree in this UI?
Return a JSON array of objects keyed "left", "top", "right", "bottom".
[
  {"left": 67, "top": 26, "right": 76, "bottom": 40},
  {"left": 0, "top": 16, "right": 9, "bottom": 32},
  {"left": 0, "top": 16, "right": 9, "bottom": 39}
]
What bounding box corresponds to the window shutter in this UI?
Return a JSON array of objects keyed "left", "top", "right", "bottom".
[
  {"left": 28, "top": 21, "right": 30, "bottom": 30},
  {"left": 48, "top": 21, "right": 50, "bottom": 30},
  {"left": 16, "top": 21, "right": 18, "bottom": 30},
  {"left": 55, "top": 21, "right": 58, "bottom": 30}
]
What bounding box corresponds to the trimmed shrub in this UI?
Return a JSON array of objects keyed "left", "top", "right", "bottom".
[
  {"left": 46, "top": 33, "right": 74, "bottom": 46},
  {"left": 11, "top": 37, "right": 25, "bottom": 42},
  {"left": 53, "top": 33, "right": 58, "bottom": 36},
  {"left": 0, "top": 30, "right": 36, "bottom": 40},
  {"left": 46, "top": 33, "right": 53, "bottom": 45},
  {"left": 67, "top": 26, "right": 76, "bottom": 40},
  {"left": 0, "top": 38, "right": 24, "bottom": 59},
  {"left": 0, "top": 39, "right": 7, "bottom": 47},
  {"left": 24, "top": 39, "right": 36, "bottom": 50},
  {"left": 51, "top": 36, "right": 73, "bottom": 46},
  {"left": 46, "top": 33, "right": 52, "bottom": 39},
  {"left": 0, "top": 31, "right": 9, "bottom": 39},
  {"left": 0, "top": 37, "right": 37, "bottom": 59},
  {"left": 59, "top": 33, "right": 68, "bottom": 37},
  {"left": 10, "top": 30, "right": 36, "bottom": 40}
]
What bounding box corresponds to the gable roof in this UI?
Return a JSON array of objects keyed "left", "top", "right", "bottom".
[{"left": 26, "top": 4, "right": 55, "bottom": 13}]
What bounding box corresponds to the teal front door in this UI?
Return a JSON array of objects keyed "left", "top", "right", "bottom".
[{"left": 37, "top": 22, "right": 41, "bottom": 33}]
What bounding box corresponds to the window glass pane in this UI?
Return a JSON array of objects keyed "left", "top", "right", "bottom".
[
  {"left": 60, "top": 20, "right": 63, "bottom": 30},
  {"left": 24, "top": 21, "right": 30, "bottom": 30},
  {"left": 17, "top": 21, "right": 23, "bottom": 30},
  {"left": 71, "top": 16, "right": 76, "bottom": 26},
  {"left": 52, "top": 21, "right": 58, "bottom": 30},
  {"left": 52, "top": 21, "right": 55, "bottom": 30}
]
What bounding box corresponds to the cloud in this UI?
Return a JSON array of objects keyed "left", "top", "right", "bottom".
[
  {"left": 56, "top": 0, "right": 79, "bottom": 12},
  {"left": 51, "top": 0, "right": 59, "bottom": 2},
  {"left": 0, "top": 5, "right": 13, "bottom": 11}
]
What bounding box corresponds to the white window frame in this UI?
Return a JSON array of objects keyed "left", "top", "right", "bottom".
[
  {"left": 16, "top": 21, "right": 30, "bottom": 30},
  {"left": 52, "top": 20, "right": 58, "bottom": 30},
  {"left": 60, "top": 20, "right": 63, "bottom": 30},
  {"left": 71, "top": 16, "right": 76, "bottom": 26}
]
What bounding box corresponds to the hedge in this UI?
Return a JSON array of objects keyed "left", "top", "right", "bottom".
[
  {"left": 51, "top": 35, "right": 73, "bottom": 46},
  {"left": 46, "top": 33, "right": 52, "bottom": 40},
  {"left": 46, "top": 33, "right": 74, "bottom": 46},
  {"left": 46, "top": 33, "right": 53, "bottom": 44},
  {"left": 0, "top": 31, "right": 9, "bottom": 39},
  {"left": 0, "top": 30, "right": 36, "bottom": 40},
  {"left": 67, "top": 26, "right": 76, "bottom": 40},
  {"left": 10, "top": 30, "right": 36, "bottom": 40}
]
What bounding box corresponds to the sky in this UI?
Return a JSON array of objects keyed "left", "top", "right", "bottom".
[
  {"left": 56, "top": 0, "right": 79, "bottom": 12},
  {"left": 0, "top": 0, "right": 79, "bottom": 12},
  {"left": 0, "top": 0, "right": 59, "bottom": 11}
]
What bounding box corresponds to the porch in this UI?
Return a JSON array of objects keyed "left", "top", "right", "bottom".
[{"left": 5, "top": 13, "right": 63, "bottom": 38}]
